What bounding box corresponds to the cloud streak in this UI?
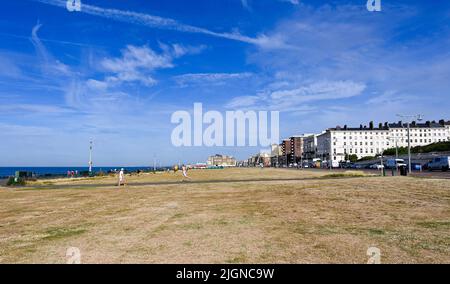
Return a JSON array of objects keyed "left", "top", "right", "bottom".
[
  {"left": 226, "top": 80, "right": 366, "bottom": 111},
  {"left": 174, "top": 72, "right": 252, "bottom": 87},
  {"left": 34, "top": 0, "right": 288, "bottom": 49}
]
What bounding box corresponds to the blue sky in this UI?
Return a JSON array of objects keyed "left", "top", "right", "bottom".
[{"left": 0, "top": 0, "right": 449, "bottom": 166}]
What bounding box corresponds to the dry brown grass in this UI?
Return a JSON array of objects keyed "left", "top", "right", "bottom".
[{"left": 0, "top": 168, "right": 449, "bottom": 263}]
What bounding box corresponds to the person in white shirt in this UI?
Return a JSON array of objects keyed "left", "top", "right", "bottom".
[
  {"left": 118, "top": 168, "right": 126, "bottom": 186},
  {"left": 181, "top": 165, "right": 191, "bottom": 180}
]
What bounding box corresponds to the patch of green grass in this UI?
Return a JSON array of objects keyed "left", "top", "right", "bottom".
[
  {"left": 292, "top": 222, "right": 388, "bottom": 237},
  {"left": 322, "top": 173, "right": 366, "bottom": 178},
  {"left": 416, "top": 221, "right": 450, "bottom": 229},
  {"left": 226, "top": 252, "right": 248, "bottom": 263},
  {"left": 212, "top": 218, "right": 229, "bottom": 226},
  {"left": 173, "top": 213, "right": 186, "bottom": 219},
  {"left": 366, "top": 228, "right": 386, "bottom": 235},
  {"left": 181, "top": 223, "right": 203, "bottom": 230},
  {"left": 42, "top": 227, "right": 87, "bottom": 240}
]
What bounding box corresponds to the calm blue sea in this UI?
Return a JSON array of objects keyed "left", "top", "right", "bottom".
[{"left": 0, "top": 167, "right": 168, "bottom": 178}]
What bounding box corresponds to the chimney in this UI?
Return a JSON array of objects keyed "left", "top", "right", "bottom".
[
  {"left": 344, "top": 125, "right": 347, "bottom": 130},
  {"left": 369, "top": 121, "right": 374, "bottom": 130},
  {"left": 439, "top": 119, "right": 445, "bottom": 126},
  {"left": 378, "top": 122, "right": 383, "bottom": 129}
]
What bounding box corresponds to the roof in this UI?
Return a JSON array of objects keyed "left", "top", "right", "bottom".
[
  {"left": 328, "top": 120, "right": 449, "bottom": 131},
  {"left": 388, "top": 122, "right": 445, "bottom": 129}
]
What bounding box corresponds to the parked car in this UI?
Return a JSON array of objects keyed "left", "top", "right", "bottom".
[
  {"left": 370, "top": 164, "right": 384, "bottom": 170},
  {"left": 410, "top": 163, "right": 423, "bottom": 171},
  {"left": 385, "top": 159, "right": 407, "bottom": 169},
  {"left": 427, "top": 156, "right": 450, "bottom": 171}
]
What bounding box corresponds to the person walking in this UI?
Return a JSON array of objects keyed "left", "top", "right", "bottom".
[
  {"left": 118, "top": 168, "right": 126, "bottom": 187},
  {"left": 181, "top": 164, "right": 191, "bottom": 180}
]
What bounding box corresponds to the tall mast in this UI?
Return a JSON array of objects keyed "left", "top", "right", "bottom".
[{"left": 89, "top": 140, "right": 93, "bottom": 173}]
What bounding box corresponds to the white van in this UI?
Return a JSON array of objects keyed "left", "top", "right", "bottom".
[
  {"left": 385, "top": 159, "right": 407, "bottom": 169},
  {"left": 427, "top": 156, "right": 450, "bottom": 171}
]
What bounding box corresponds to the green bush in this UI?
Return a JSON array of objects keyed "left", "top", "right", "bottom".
[
  {"left": 345, "top": 154, "right": 358, "bottom": 163},
  {"left": 383, "top": 141, "right": 450, "bottom": 155},
  {"left": 6, "top": 177, "right": 26, "bottom": 186}
]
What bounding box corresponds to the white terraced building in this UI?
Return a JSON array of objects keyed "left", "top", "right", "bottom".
[{"left": 316, "top": 120, "right": 450, "bottom": 165}]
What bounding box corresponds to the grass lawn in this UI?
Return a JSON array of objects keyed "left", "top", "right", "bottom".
[{"left": 0, "top": 168, "right": 449, "bottom": 263}]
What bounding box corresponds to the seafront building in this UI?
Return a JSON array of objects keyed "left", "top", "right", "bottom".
[
  {"left": 207, "top": 154, "right": 236, "bottom": 167},
  {"left": 244, "top": 119, "right": 450, "bottom": 167},
  {"left": 318, "top": 120, "right": 450, "bottom": 164}
]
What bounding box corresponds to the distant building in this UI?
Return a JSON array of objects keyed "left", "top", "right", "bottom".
[
  {"left": 271, "top": 144, "right": 283, "bottom": 157},
  {"left": 289, "top": 136, "right": 303, "bottom": 164},
  {"left": 302, "top": 134, "right": 320, "bottom": 162},
  {"left": 280, "top": 139, "right": 291, "bottom": 156},
  {"left": 207, "top": 154, "right": 236, "bottom": 167}
]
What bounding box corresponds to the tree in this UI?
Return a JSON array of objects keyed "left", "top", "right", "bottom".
[{"left": 348, "top": 154, "right": 358, "bottom": 163}]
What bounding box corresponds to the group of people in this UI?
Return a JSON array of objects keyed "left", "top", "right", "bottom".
[
  {"left": 66, "top": 170, "right": 78, "bottom": 178},
  {"left": 116, "top": 165, "right": 191, "bottom": 187}
]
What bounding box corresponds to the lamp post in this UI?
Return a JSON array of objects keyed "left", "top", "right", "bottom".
[
  {"left": 387, "top": 135, "right": 405, "bottom": 160},
  {"left": 88, "top": 140, "right": 93, "bottom": 174},
  {"left": 396, "top": 114, "right": 423, "bottom": 173}
]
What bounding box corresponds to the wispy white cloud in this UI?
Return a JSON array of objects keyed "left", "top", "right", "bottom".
[
  {"left": 226, "top": 95, "right": 261, "bottom": 108},
  {"left": 270, "top": 80, "right": 366, "bottom": 103},
  {"left": 31, "top": 23, "right": 72, "bottom": 76},
  {"left": 100, "top": 45, "right": 173, "bottom": 87},
  {"left": 34, "top": 0, "right": 289, "bottom": 49},
  {"left": 241, "top": 0, "right": 299, "bottom": 11},
  {"left": 238, "top": 3, "right": 450, "bottom": 133},
  {"left": 174, "top": 72, "right": 252, "bottom": 87},
  {"left": 158, "top": 42, "right": 207, "bottom": 58},
  {"left": 226, "top": 80, "right": 366, "bottom": 110}
]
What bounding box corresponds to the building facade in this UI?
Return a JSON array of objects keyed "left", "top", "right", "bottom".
[
  {"left": 271, "top": 144, "right": 283, "bottom": 157},
  {"left": 289, "top": 136, "right": 304, "bottom": 164},
  {"left": 302, "top": 134, "right": 319, "bottom": 162},
  {"left": 207, "top": 154, "right": 236, "bottom": 167},
  {"left": 317, "top": 120, "right": 450, "bottom": 165}
]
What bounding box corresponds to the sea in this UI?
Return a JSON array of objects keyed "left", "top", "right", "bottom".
[{"left": 0, "top": 167, "right": 169, "bottom": 178}]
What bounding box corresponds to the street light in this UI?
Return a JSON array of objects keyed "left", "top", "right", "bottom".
[
  {"left": 88, "top": 140, "right": 93, "bottom": 173},
  {"left": 387, "top": 135, "right": 405, "bottom": 160},
  {"left": 396, "top": 114, "right": 424, "bottom": 173}
]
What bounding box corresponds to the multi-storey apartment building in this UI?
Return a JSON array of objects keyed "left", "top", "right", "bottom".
[
  {"left": 290, "top": 136, "right": 304, "bottom": 164},
  {"left": 280, "top": 139, "right": 291, "bottom": 156},
  {"left": 388, "top": 120, "right": 450, "bottom": 147},
  {"left": 317, "top": 120, "right": 450, "bottom": 164},
  {"left": 302, "top": 134, "right": 320, "bottom": 162}
]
